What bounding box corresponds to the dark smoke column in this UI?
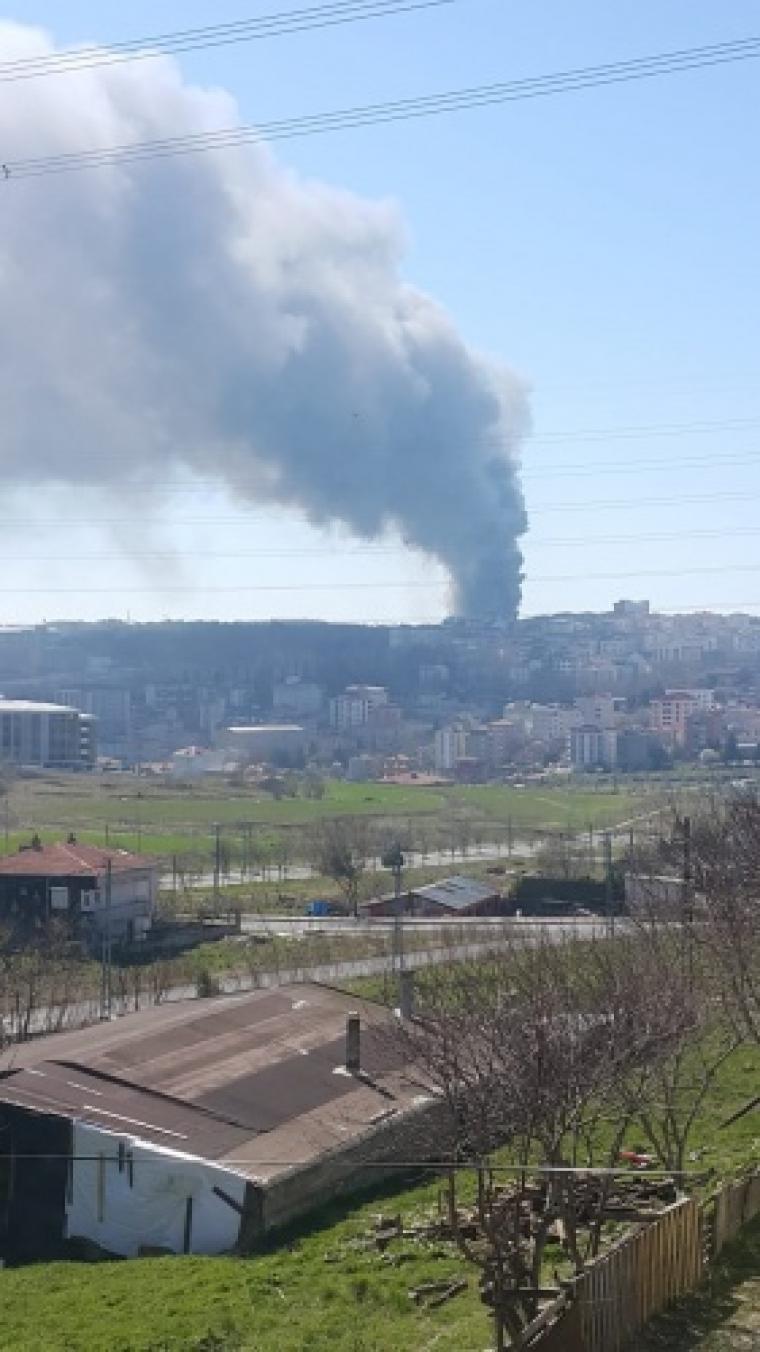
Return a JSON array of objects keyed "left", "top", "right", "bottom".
[{"left": 0, "top": 22, "right": 530, "bottom": 619}]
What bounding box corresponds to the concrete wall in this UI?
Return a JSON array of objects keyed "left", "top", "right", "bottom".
[{"left": 257, "top": 1095, "right": 447, "bottom": 1240}]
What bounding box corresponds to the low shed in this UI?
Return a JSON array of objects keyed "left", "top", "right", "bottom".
[
  {"left": 0, "top": 984, "right": 434, "bottom": 1262},
  {"left": 363, "top": 874, "right": 505, "bottom": 918}
]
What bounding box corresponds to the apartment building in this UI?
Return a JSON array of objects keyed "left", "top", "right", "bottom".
[{"left": 0, "top": 701, "right": 96, "bottom": 769}]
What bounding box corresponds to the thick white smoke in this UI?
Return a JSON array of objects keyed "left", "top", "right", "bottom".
[{"left": 0, "top": 21, "right": 528, "bottom": 620}]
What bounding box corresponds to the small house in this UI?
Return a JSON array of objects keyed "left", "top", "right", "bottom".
[{"left": 0, "top": 840, "right": 157, "bottom": 942}]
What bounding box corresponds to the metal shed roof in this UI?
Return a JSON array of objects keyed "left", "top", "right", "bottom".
[
  {"left": 0, "top": 984, "right": 417, "bottom": 1182},
  {"left": 412, "top": 875, "right": 499, "bottom": 911}
]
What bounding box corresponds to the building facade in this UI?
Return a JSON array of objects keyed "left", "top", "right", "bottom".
[
  {"left": 0, "top": 841, "right": 157, "bottom": 941},
  {"left": 0, "top": 701, "right": 95, "bottom": 769},
  {"left": 569, "top": 724, "right": 618, "bottom": 770}
]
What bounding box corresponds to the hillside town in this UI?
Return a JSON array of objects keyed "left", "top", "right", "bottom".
[{"left": 2, "top": 604, "right": 760, "bottom": 781}]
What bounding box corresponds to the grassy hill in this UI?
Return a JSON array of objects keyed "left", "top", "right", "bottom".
[{"left": 1, "top": 1043, "right": 758, "bottom": 1352}]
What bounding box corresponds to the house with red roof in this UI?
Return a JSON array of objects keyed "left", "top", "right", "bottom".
[{"left": 0, "top": 839, "right": 157, "bottom": 942}]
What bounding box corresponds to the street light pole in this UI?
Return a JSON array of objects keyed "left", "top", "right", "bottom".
[
  {"left": 100, "top": 858, "right": 112, "bottom": 1021},
  {"left": 382, "top": 842, "right": 405, "bottom": 992}
]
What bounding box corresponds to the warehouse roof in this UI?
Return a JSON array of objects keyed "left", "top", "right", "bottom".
[
  {"left": 0, "top": 984, "right": 418, "bottom": 1182},
  {"left": 0, "top": 842, "right": 157, "bottom": 878},
  {"left": 413, "top": 875, "right": 499, "bottom": 910}
]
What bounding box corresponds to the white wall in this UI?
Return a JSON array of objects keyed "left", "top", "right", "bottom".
[{"left": 66, "top": 1121, "right": 248, "bottom": 1257}]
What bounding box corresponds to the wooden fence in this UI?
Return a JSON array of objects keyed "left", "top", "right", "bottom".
[
  {"left": 529, "top": 1171, "right": 760, "bottom": 1352},
  {"left": 712, "top": 1171, "right": 760, "bottom": 1258}
]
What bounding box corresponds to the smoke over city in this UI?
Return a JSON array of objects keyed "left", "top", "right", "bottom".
[{"left": 0, "top": 21, "right": 528, "bottom": 620}]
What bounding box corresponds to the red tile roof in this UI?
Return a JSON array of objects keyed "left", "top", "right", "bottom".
[{"left": 0, "top": 842, "right": 156, "bottom": 878}]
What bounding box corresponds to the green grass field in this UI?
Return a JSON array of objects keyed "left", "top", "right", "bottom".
[
  {"left": 0, "top": 774, "right": 652, "bottom": 865},
  {"left": 1, "top": 1041, "right": 757, "bottom": 1352}
]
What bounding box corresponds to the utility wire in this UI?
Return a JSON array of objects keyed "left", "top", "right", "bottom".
[
  {"left": 29, "top": 447, "right": 758, "bottom": 492},
  {"left": 2, "top": 488, "right": 759, "bottom": 529},
  {"left": 5, "top": 563, "right": 760, "bottom": 593},
  {"left": 0, "top": 0, "right": 456, "bottom": 83},
  {"left": 0, "top": 1153, "right": 703, "bottom": 1175},
  {"left": 4, "top": 36, "right": 760, "bottom": 179},
  {"left": 5, "top": 523, "right": 760, "bottom": 562}
]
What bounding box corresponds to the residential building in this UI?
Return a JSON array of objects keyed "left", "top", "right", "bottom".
[
  {"left": 221, "top": 724, "right": 305, "bottom": 762},
  {"left": 574, "top": 694, "right": 623, "bottom": 729},
  {"left": 433, "top": 725, "right": 467, "bottom": 772},
  {"left": 170, "top": 746, "right": 230, "bottom": 780},
  {"left": 0, "top": 700, "right": 96, "bottom": 769},
  {"left": 529, "top": 703, "right": 583, "bottom": 744},
  {"left": 613, "top": 599, "right": 650, "bottom": 620},
  {"left": 329, "top": 693, "right": 370, "bottom": 731},
  {"left": 0, "top": 840, "right": 157, "bottom": 941},
  {"left": 329, "top": 686, "right": 388, "bottom": 731},
  {"left": 272, "top": 679, "right": 324, "bottom": 718},
  {"left": 569, "top": 724, "right": 618, "bottom": 770},
  {"left": 650, "top": 690, "right": 714, "bottom": 745}
]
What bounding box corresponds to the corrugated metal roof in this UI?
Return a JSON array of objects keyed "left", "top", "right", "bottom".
[
  {"left": 0, "top": 984, "right": 418, "bottom": 1180},
  {"left": 413, "top": 875, "right": 498, "bottom": 910}
]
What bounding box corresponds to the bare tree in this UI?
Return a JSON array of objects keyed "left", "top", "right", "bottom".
[
  {"left": 393, "top": 931, "right": 692, "bottom": 1349},
  {"left": 309, "top": 817, "right": 373, "bottom": 917},
  {"left": 629, "top": 793, "right": 760, "bottom": 1045},
  {"left": 389, "top": 930, "right": 708, "bottom": 1352}
]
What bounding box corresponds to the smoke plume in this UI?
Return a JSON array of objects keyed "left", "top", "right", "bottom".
[{"left": 0, "top": 21, "right": 528, "bottom": 620}]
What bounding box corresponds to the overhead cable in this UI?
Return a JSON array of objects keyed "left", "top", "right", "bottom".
[
  {"left": 4, "top": 36, "right": 760, "bottom": 179},
  {"left": 0, "top": 0, "right": 456, "bottom": 83}
]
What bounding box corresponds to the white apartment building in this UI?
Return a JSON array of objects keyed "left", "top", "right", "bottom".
[
  {"left": 574, "top": 695, "right": 623, "bottom": 729},
  {"left": 529, "top": 703, "right": 584, "bottom": 743},
  {"left": 0, "top": 701, "right": 96, "bottom": 769},
  {"left": 434, "top": 725, "right": 467, "bottom": 772},
  {"left": 329, "top": 685, "right": 389, "bottom": 732},
  {"left": 569, "top": 725, "right": 618, "bottom": 770}
]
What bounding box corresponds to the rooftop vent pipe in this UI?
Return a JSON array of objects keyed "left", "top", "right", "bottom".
[{"left": 346, "top": 1012, "right": 361, "bottom": 1074}]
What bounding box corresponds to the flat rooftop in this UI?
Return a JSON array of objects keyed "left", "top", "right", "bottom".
[
  {"left": 0, "top": 985, "right": 418, "bottom": 1183},
  {"left": 0, "top": 700, "right": 78, "bottom": 714}
]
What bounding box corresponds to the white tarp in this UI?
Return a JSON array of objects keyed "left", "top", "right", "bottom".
[{"left": 66, "top": 1121, "right": 248, "bottom": 1257}]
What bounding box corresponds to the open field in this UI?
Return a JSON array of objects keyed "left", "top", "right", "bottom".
[
  {"left": 0, "top": 774, "right": 654, "bottom": 865},
  {"left": 1, "top": 1040, "right": 758, "bottom": 1352}
]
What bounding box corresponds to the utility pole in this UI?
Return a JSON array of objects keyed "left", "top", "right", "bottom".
[
  {"left": 682, "top": 815, "right": 694, "bottom": 987},
  {"left": 382, "top": 843, "right": 405, "bottom": 991},
  {"left": 100, "top": 859, "right": 112, "bottom": 1021},
  {"left": 213, "top": 822, "right": 221, "bottom": 910},
  {"left": 603, "top": 831, "right": 614, "bottom": 935}
]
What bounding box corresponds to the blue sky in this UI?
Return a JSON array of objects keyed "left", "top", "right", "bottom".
[{"left": 3, "top": 1, "right": 759, "bottom": 624}]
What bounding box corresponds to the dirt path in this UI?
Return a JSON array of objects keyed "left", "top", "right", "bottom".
[{"left": 633, "top": 1217, "right": 760, "bottom": 1350}]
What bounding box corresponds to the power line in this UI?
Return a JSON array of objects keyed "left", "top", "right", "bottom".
[
  {"left": 0, "top": 0, "right": 456, "bottom": 83},
  {"left": 2, "top": 487, "right": 759, "bottom": 529},
  {"left": 5, "top": 36, "right": 760, "bottom": 180},
  {"left": 5, "top": 522, "right": 760, "bottom": 563},
  {"left": 4, "top": 562, "right": 760, "bottom": 593},
  {"left": 528, "top": 415, "right": 760, "bottom": 444},
  {"left": 27, "top": 447, "right": 757, "bottom": 492}
]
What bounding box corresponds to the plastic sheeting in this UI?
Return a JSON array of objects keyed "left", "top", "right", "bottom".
[{"left": 66, "top": 1121, "right": 247, "bottom": 1257}]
